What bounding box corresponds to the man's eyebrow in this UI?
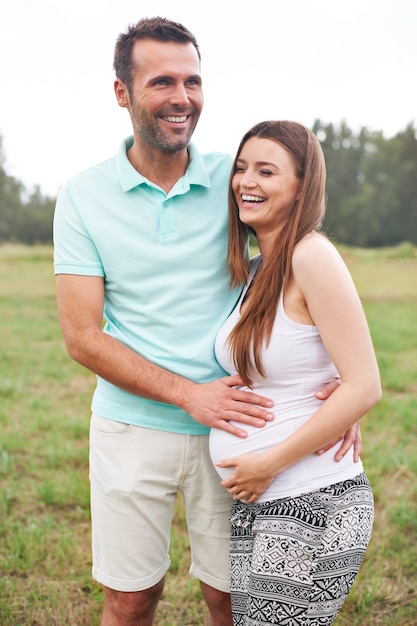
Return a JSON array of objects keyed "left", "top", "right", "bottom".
[
  {"left": 151, "top": 74, "right": 173, "bottom": 82},
  {"left": 151, "top": 74, "right": 202, "bottom": 82}
]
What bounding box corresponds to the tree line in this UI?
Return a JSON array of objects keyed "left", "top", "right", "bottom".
[
  {"left": 313, "top": 119, "right": 417, "bottom": 247},
  {"left": 0, "top": 137, "right": 55, "bottom": 245},
  {"left": 0, "top": 120, "right": 416, "bottom": 247}
]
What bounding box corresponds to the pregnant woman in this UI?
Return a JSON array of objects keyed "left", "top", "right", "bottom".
[{"left": 209, "top": 120, "right": 381, "bottom": 625}]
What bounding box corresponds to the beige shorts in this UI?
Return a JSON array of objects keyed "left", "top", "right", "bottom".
[{"left": 89, "top": 413, "right": 233, "bottom": 593}]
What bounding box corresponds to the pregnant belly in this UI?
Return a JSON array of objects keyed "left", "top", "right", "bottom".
[{"left": 209, "top": 422, "right": 279, "bottom": 480}]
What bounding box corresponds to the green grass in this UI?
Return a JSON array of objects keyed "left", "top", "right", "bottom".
[{"left": 0, "top": 243, "right": 416, "bottom": 625}]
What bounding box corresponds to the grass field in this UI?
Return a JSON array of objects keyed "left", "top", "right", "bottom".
[{"left": 0, "top": 243, "right": 416, "bottom": 625}]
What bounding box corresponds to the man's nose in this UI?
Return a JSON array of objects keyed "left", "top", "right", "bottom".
[{"left": 170, "top": 83, "right": 190, "bottom": 105}]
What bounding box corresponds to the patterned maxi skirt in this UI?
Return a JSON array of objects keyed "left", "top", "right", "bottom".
[{"left": 229, "top": 473, "right": 374, "bottom": 626}]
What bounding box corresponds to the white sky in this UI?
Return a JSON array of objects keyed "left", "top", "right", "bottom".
[{"left": 0, "top": 0, "right": 416, "bottom": 197}]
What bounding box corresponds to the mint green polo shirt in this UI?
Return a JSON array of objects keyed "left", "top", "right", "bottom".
[{"left": 53, "top": 137, "right": 240, "bottom": 434}]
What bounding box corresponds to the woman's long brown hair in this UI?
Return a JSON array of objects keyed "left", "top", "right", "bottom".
[{"left": 227, "top": 121, "right": 327, "bottom": 387}]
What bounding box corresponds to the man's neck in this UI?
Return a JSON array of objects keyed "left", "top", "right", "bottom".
[{"left": 127, "top": 140, "right": 190, "bottom": 193}]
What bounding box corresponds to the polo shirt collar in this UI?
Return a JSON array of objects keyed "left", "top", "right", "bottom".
[{"left": 117, "top": 136, "right": 211, "bottom": 192}]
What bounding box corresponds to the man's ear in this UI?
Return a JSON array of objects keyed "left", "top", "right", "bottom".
[{"left": 114, "top": 79, "right": 130, "bottom": 108}]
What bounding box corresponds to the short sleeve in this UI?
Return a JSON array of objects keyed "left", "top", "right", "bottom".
[{"left": 53, "top": 182, "right": 105, "bottom": 277}]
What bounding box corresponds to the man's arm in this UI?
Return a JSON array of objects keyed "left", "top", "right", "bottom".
[
  {"left": 56, "top": 274, "right": 274, "bottom": 438},
  {"left": 314, "top": 365, "right": 362, "bottom": 462}
]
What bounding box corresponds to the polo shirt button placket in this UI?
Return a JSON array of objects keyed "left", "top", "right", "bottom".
[{"left": 159, "top": 199, "right": 176, "bottom": 238}]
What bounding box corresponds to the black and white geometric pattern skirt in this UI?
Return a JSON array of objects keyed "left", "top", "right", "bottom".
[{"left": 229, "top": 473, "right": 374, "bottom": 625}]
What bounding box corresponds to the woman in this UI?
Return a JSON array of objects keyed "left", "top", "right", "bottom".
[{"left": 209, "top": 121, "right": 381, "bottom": 625}]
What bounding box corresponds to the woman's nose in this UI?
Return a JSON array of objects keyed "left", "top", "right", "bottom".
[{"left": 240, "top": 173, "right": 257, "bottom": 189}]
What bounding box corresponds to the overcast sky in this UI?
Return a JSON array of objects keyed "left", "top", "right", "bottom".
[{"left": 0, "top": 0, "right": 416, "bottom": 196}]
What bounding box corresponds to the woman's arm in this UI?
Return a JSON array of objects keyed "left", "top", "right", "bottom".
[{"left": 218, "top": 236, "right": 381, "bottom": 499}]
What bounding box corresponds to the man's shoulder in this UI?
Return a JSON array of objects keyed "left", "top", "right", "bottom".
[
  {"left": 60, "top": 136, "right": 132, "bottom": 192},
  {"left": 198, "top": 149, "right": 232, "bottom": 166},
  {"left": 188, "top": 145, "right": 233, "bottom": 185},
  {"left": 63, "top": 155, "right": 117, "bottom": 189},
  {"left": 188, "top": 141, "right": 230, "bottom": 161}
]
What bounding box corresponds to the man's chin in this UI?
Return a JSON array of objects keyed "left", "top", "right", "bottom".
[{"left": 161, "top": 138, "right": 191, "bottom": 153}]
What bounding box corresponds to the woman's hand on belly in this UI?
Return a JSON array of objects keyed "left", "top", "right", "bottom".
[{"left": 216, "top": 451, "right": 276, "bottom": 503}]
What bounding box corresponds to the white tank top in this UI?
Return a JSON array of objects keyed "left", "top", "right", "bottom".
[{"left": 209, "top": 256, "right": 363, "bottom": 502}]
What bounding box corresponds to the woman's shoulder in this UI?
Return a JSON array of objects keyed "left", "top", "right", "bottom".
[
  {"left": 293, "top": 232, "right": 339, "bottom": 265},
  {"left": 292, "top": 231, "right": 350, "bottom": 288}
]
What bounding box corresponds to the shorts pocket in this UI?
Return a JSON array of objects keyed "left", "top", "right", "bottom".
[{"left": 91, "top": 413, "right": 131, "bottom": 434}]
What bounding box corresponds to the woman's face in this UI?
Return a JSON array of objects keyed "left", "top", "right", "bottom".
[{"left": 232, "top": 136, "right": 301, "bottom": 236}]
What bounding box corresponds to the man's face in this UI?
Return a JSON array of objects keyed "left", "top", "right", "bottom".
[{"left": 115, "top": 39, "right": 203, "bottom": 153}]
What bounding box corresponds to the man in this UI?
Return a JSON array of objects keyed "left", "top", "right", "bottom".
[{"left": 54, "top": 17, "right": 358, "bottom": 626}]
